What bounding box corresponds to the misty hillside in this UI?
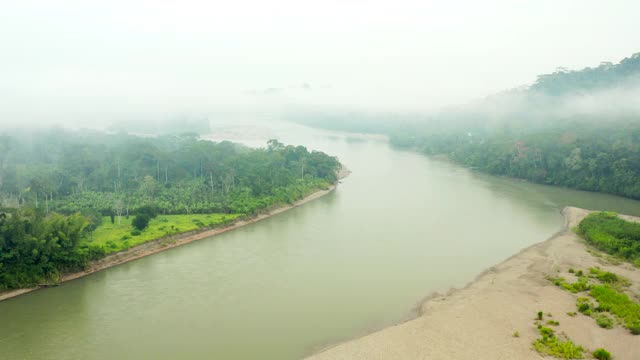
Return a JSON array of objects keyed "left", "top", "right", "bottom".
[
  {"left": 530, "top": 52, "right": 640, "bottom": 95},
  {"left": 392, "top": 53, "right": 640, "bottom": 199},
  {"left": 296, "top": 53, "right": 640, "bottom": 199}
]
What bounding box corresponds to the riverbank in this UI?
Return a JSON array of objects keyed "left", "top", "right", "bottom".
[
  {"left": 307, "top": 206, "right": 640, "bottom": 360},
  {"left": 0, "top": 168, "right": 351, "bottom": 302}
]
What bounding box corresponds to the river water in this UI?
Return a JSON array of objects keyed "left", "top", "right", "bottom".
[{"left": 2, "top": 123, "right": 640, "bottom": 360}]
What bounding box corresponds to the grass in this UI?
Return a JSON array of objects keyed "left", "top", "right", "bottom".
[
  {"left": 589, "top": 267, "right": 631, "bottom": 288},
  {"left": 592, "top": 348, "right": 611, "bottom": 360},
  {"left": 547, "top": 320, "right": 560, "bottom": 326},
  {"left": 87, "top": 213, "right": 241, "bottom": 253},
  {"left": 590, "top": 285, "right": 640, "bottom": 334},
  {"left": 595, "top": 314, "right": 614, "bottom": 329},
  {"left": 533, "top": 326, "right": 584, "bottom": 359},
  {"left": 552, "top": 276, "right": 591, "bottom": 293},
  {"left": 551, "top": 268, "right": 640, "bottom": 335},
  {"left": 576, "top": 212, "right": 640, "bottom": 267}
]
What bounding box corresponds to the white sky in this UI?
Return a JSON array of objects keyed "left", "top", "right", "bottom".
[{"left": 0, "top": 0, "right": 638, "bottom": 124}]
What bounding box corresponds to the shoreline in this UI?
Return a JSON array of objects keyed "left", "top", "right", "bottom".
[
  {"left": 0, "top": 169, "right": 350, "bottom": 302},
  {"left": 306, "top": 206, "right": 640, "bottom": 360}
]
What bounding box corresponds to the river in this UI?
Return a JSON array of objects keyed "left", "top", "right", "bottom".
[{"left": 2, "top": 123, "right": 640, "bottom": 360}]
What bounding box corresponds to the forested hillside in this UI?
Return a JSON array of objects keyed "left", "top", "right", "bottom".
[
  {"left": 0, "top": 129, "right": 341, "bottom": 289},
  {"left": 389, "top": 53, "right": 640, "bottom": 199},
  {"left": 296, "top": 52, "right": 640, "bottom": 199}
]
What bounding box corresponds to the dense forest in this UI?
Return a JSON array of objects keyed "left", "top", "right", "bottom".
[
  {"left": 0, "top": 129, "right": 341, "bottom": 289},
  {"left": 297, "top": 52, "right": 640, "bottom": 199}
]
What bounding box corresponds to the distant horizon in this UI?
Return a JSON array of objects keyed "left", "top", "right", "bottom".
[{"left": 2, "top": 1, "right": 639, "bottom": 126}]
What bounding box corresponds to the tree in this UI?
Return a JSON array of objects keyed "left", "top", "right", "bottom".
[{"left": 132, "top": 214, "right": 150, "bottom": 231}]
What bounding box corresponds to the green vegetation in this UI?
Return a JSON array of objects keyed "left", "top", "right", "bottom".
[
  {"left": 0, "top": 130, "right": 342, "bottom": 290},
  {"left": 297, "top": 52, "right": 640, "bottom": 200},
  {"left": 595, "top": 314, "right": 614, "bottom": 329},
  {"left": 577, "top": 212, "right": 640, "bottom": 266},
  {"left": 547, "top": 320, "right": 560, "bottom": 326},
  {"left": 90, "top": 214, "right": 241, "bottom": 253},
  {"left": 513, "top": 330, "right": 519, "bottom": 338},
  {"left": 538, "top": 311, "right": 544, "bottom": 320},
  {"left": 552, "top": 267, "right": 640, "bottom": 335},
  {"left": 576, "top": 297, "right": 594, "bottom": 316},
  {"left": 132, "top": 214, "right": 151, "bottom": 231},
  {"left": 567, "top": 312, "right": 577, "bottom": 317},
  {"left": 552, "top": 276, "right": 591, "bottom": 293},
  {"left": 590, "top": 285, "right": 640, "bottom": 334},
  {"left": 533, "top": 326, "right": 584, "bottom": 359},
  {"left": 592, "top": 348, "right": 612, "bottom": 360}
]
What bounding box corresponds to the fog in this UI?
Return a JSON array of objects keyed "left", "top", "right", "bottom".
[{"left": 1, "top": 0, "right": 639, "bottom": 128}]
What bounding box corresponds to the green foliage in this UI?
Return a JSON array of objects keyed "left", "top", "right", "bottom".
[
  {"left": 595, "top": 314, "right": 614, "bottom": 329},
  {"left": 566, "top": 312, "right": 577, "bottom": 317},
  {"left": 538, "top": 311, "right": 544, "bottom": 320},
  {"left": 0, "top": 131, "right": 342, "bottom": 289},
  {"left": 589, "top": 267, "right": 631, "bottom": 288},
  {"left": 553, "top": 277, "right": 591, "bottom": 293},
  {"left": 592, "top": 348, "right": 611, "bottom": 360},
  {"left": 578, "top": 212, "right": 640, "bottom": 264},
  {"left": 577, "top": 297, "right": 593, "bottom": 315},
  {"left": 132, "top": 214, "right": 150, "bottom": 231},
  {"left": 533, "top": 326, "right": 584, "bottom": 359},
  {"left": 90, "top": 214, "right": 240, "bottom": 254},
  {"left": 0, "top": 131, "right": 341, "bottom": 216},
  {"left": 590, "top": 285, "right": 640, "bottom": 334},
  {"left": 546, "top": 320, "right": 560, "bottom": 326},
  {"left": 0, "top": 209, "right": 91, "bottom": 289}
]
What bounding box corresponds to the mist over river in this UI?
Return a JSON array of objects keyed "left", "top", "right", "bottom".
[{"left": 2, "top": 123, "right": 640, "bottom": 360}]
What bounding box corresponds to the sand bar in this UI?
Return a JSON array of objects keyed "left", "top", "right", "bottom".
[{"left": 307, "top": 207, "right": 640, "bottom": 360}]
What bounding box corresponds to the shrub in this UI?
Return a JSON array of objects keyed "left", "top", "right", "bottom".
[
  {"left": 546, "top": 320, "right": 560, "bottom": 326},
  {"left": 595, "top": 314, "right": 614, "bottom": 329},
  {"left": 577, "top": 297, "right": 593, "bottom": 315},
  {"left": 538, "top": 311, "right": 544, "bottom": 320},
  {"left": 567, "top": 312, "right": 577, "bottom": 317},
  {"left": 130, "top": 229, "right": 141, "bottom": 236},
  {"left": 513, "top": 331, "right": 519, "bottom": 338},
  {"left": 539, "top": 326, "right": 554, "bottom": 338},
  {"left": 132, "top": 214, "right": 151, "bottom": 230},
  {"left": 593, "top": 348, "right": 611, "bottom": 360}
]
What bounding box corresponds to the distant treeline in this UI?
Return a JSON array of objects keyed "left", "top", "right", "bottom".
[
  {"left": 296, "top": 52, "right": 640, "bottom": 199},
  {"left": 0, "top": 130, "right": 341, "bottom": 215}
]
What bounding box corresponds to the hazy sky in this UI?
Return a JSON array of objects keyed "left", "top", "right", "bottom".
[{"left": 1, "top": 0, "right": 639, "bottom": 124}]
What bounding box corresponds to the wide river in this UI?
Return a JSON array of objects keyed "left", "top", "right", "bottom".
[{"left": 2, "top": 123, "right": 640, "bottom": 360}]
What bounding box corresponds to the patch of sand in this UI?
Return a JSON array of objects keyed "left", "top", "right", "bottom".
[{"left": 307, "top": 207, "right": 640, "bottom": 360}]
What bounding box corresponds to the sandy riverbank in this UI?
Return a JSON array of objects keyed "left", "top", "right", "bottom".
[
  {"left": 0, "top": 168, "right": 351, "bottom": 302},
  {"left": 307, "top": 207, "right": 640, "bottom": 360}
]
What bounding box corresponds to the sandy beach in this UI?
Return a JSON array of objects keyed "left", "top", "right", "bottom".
[
  {"left": 0, "top": 168, "right": 350, "bottom": 302},
  {"left": 307, "top": 207, "right": 640, "bottom": 360}
]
